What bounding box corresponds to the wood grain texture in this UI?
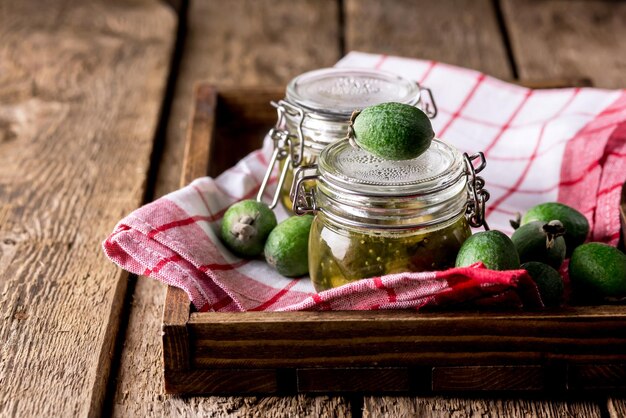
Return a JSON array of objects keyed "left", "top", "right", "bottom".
[
  {"left": 111, "top": 278, "right": 351, "bottom": 417},
  {"left": 111, "top": 1, "right": 350, "bottom": 415},
  {"left": 363, "top": 397, "right": 603, "bottom": 418},
  {"left": 297, "top": 368, "right": 410, "bottom": 393},
  {"left": 344, "top": 0, "right": 512, "bottom": 79},
  {"left": 162, "top": 287, "right": 190, "bottom": 371},
  {"left": 181, "top": 85, "right": 217, "bottom": 188},
  {"left": 0, "top": 0, "right": 175, "bottom": 416},
  {"left": 608, "top": 398, "right": 626, "bottom": 418},
  {"left": 502, "top": 0, "right": 626, "bottom": 87},
  {"left": 165, "top": 369, "right": 279, "bottom": 395},
  {"left": 157, "top": 0, "right": 341, "bottom": 199},
  {"left": 188, "top": 307, "right": 626, "bottom": 369},
  {"left": 431, "top": 366, "right": 546, "bottom": 392},
  {"left": 568, "top": 364, "right": 626, "bottom": 391}
]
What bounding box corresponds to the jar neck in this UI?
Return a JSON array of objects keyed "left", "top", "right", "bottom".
[
  {"left": 315, "top": 174, "right": 469, "bottom": 230},
  {"left": 285, "top": 109, "right": 348, "bottom": 152},
  {"left": 282, "top": 90, "right": 425, "bottom": 153}
]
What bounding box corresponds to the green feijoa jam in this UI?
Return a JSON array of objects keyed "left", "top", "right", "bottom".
[
  {"left": 455, "top": 230, "right": 520, "bottom": 270},
  {"left": 220, "top": 200, "right": 277, "bottom": 257},
  {"left": 521, "top": 202, "right": 589, "bottom": 256},
  {"left": 352, "top": 102, "right": 434, "bottom": 160},
  {"left": 521, "top": 261, "right": 564, "bottom": 307},
  {"left": 511, "top": 220, "right": 566, "bottom": 269},
  {"left": 309, "top": 214, "right": 471, "bottom": 292}
]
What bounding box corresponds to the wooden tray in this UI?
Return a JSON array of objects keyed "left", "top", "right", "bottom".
[{"left": 163, "top": 83, "right": 626, "bottom": 396}]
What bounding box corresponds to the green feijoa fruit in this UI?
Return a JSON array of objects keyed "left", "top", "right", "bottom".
[
  {"left": 352, "top": 102, "right": 434, "bottom": 160},
  {"left": 521, "top": 262, "right": 564, "bottom": 307},
  {"left": 455, "top": 230, "right": 520, "bottom": 270},
  {"left": 264, "top": 215, "right": 314, "bottom": 277},
  {"left": 220, "top": 200, "right": 277, "bottom": 257},
  {"left": 569, "top": 243, "right": 626, "bottom": 301},
  {"left": 521, "top": 202, "right": 589, "bottom": 256},
  {"left": 511, "top": 220, "right": 566, "bottom": 269}
]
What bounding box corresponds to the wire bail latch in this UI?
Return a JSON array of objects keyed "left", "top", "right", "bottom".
[
  {"left": 420, "top": 86, "right": 438, "bottom": 118},
  {"left": 464, "top": 152, "right": 490, "bottom": 230},
  {"left": 256, "top": 100, "right": 306, "bottom": 209},
  {"left": 290, "top": 164, "right": 319, "bottom": 215}
]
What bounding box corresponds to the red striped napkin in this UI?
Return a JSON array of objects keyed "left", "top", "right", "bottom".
[{"left": 103, "top": 52, "right": 626, "bottom": 312}]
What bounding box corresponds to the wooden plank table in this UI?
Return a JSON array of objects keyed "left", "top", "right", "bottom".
[{"left": 1, "top": 0, "right": 624, "bottom": 417}]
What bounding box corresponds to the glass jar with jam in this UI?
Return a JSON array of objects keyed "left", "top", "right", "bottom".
[
  {"left": 256, "top": 68, "right": 437, "bottom": 210},
  {"left": 291, "top": 138, "right": 490, "bottom": 292}
]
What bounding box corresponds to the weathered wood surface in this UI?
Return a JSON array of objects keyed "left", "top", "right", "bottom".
[
  {"left": 608, "top": 398, "right": 626, "bottom": 418},
  {"left": 502, "top": 0, "right": 626, "bottom": 87},
  {"left": 0, "top": 0, "right": 176, "bottom": 416},
  {"left": 1, "top": 0, "right": 620, "bottom": 415},
  {"left": 344, "top": 0, "right": 513, "bottom": 79},
  {"left": 362, "top": 397, "right": 603, "bottom": 418},
  {"left": 156, "top": 0, "right": 341, "bottom": 200},
  {"left": 112, "top": 278, "right": 351, "bottom": 416},
  {"left": 110, "top": 0, "right": 350, "bottom": 416},
  {"left": 188, "top": 306, "right": 626, "bottom": 369}
]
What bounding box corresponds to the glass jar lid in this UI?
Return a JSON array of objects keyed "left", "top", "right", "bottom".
[
  {"left": 291, "top": 139, "right": 490, "bottom": 229},
  {"left": 318, "top": 138, "right": 466, "bottom": 197},
  {"left": 285, "top": 68, "right": 422, "bottom": 119}
]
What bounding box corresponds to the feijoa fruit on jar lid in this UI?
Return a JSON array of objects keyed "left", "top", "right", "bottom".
[{"left": 351, "top": 102, "right": 434, "bottom": 160}]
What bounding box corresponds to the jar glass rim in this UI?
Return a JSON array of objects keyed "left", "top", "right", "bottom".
[
  {"left": 285, "top": 68, "right": 422, "bottom": 119},
  {"left": 318, "top": 138, "right": 466, "bottom": 197}
]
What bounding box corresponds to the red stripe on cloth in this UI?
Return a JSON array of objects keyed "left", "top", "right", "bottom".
[
  {"left": 488, "top": 136, "right": 571, "bottom": 162},
  {"left": 197, "top": 302, "right": 211, "bottom": 312},
  {"left": 487, "top": 159, "right": 598, "bottom": 194},
  {"left": 591, "top": 117, "right": 626, "bottom": 242},
  {"left": 486, "top": 89, "right": 580, "bottom": 216},
  {"left": 561, "top": 161, "right": 601, "bottom": 186},
  {"left": 438, "top": 73, "right": 486, "bottom": 138},
  {"left": 418, "top": 60, "right": 437, "bottom": 83},
  {"left": 597, "top": 182, "right": 624, "bottom": 197},
  {"left": 248, "top": 280, "right": 300, "bottom": 311},
  {"left": 147, "top": 215, "right": 217, "bottom": 238},
  {"left": 207, "top": 296, "right": 233, "bottom": 312},
  {"left": 483, "top": 89, "right": 534, "bottom": 156},
  {"left": 257, "top": 148, "right": 269, "bottom": 167},
  {"left": 373, "top": 277, "right": 397, "bottom": 303},
  {"left": 192, "top": 184, "right": 213, "bottom": 214},
  {"left": 604, "top": 231, "right": 621, "bottom": 242},
  {"left": 311, "top": 293, "right": 332, "bottom": 311},
  {"left": 490, "top": 206, "right": 519, "bottom": 216},
  {"left": 144, "top": 254, "right": 182, "bottom": 275},
  {"left": 559, "top": 91, "right": 626, "bottom": 235},
  {"left": 437, "top": 107, "right": 600, "bottom": 132},
  {"left": 609, "top": 150, "right": 626, "bottom": 158},
  {"left": 437, "top": 107, "right": 502, "bottom": 128},
  {"left": 374, "top": 54, "right": 388, "bottom": 69},
  {"left": 198, "top": 259, "right": 250, "bottom": 272}
]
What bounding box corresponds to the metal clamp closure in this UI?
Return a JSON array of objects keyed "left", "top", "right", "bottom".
[
  {"left": 256, "top": 100, "right": 306, "bottom": 209},
  {"left": 270, "top": 100, "right": 306, "bottom": 166},
  {"left": 290, "top": 164, "right": 319, "bottom": 215},
  {"left": 419, "top": 85, "right": 438, "bottom": 118},
  {"left": 464, "top": 152, "right": 490, "bottom": 230}
]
